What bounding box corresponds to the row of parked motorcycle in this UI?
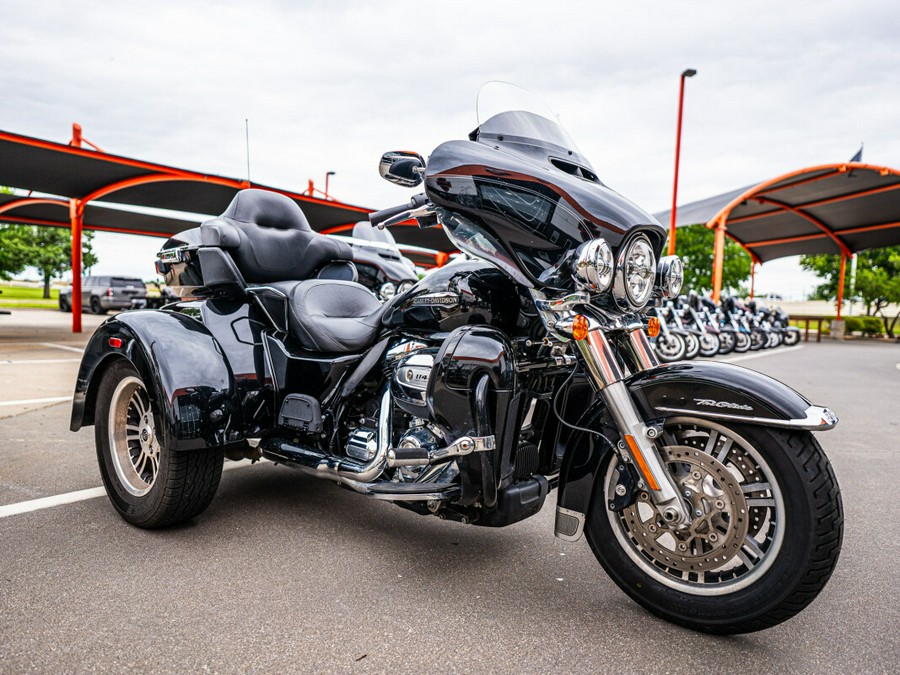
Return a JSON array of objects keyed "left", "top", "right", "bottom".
[{"left": 649, "top": 292, "right": 801, "bottom": 362}]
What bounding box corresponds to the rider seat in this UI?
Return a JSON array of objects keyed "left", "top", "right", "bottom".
[{"left": 199, "top": 189, "right": 384, "bottom": 352}]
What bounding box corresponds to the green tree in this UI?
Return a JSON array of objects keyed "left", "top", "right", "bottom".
[
  {"left": 673, "top": 224, "right": 752, "bottom": 296},
  {"left": 26, "top": 226, "right": 99, "bottom": 298},
  {"left": 0, "top": 224, "right": 34, "bottom": 279},
  {"left": 1, "top": 186, "right": 96, "bottom": 292},
  {"left": 801, "top": 247, "right": 900, "bottom": 334}
]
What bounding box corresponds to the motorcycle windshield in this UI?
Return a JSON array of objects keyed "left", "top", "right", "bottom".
[
  {"left": 475, "top": 82, "right": 582, "bottom": 158},
  {"left": 425, "top": 83, "right": 662, "bottom": 289}
]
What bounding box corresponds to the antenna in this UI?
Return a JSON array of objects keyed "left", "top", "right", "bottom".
[{"left": 245, "top": 118, "right": 251, "bottom": 184}]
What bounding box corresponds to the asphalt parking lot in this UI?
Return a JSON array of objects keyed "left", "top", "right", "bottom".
[{"left": 1, "top": 308, "right": 898, "bottom": 673}]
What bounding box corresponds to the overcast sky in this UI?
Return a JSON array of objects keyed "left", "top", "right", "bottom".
[{"left": 3, "top": 0, "right": 897, "bottom": 299}]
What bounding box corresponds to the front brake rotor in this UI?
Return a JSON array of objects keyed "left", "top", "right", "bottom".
[{"left": 617, "top": 446, "right": 750, "bottom": 574}]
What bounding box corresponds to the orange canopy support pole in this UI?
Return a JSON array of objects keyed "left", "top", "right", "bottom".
[
  {"left": 711, "top": 217, "right": 726, "bottom": 302},
  {"left": 70, "top": 123, "right": 82, "bottom": 147},
  {"left": 70, "top": 199, "right": 83, "bottom": 333},
  {"left": 836, "top": 252, "right": 847, "bottom": 320},
  {"left": 750, "top": 263, "right": 756, "bottom": 300}
]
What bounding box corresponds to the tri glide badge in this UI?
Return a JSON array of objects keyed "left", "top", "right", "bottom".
[{"left": 693, "top": 398, "right": 754, "bottom": 412}]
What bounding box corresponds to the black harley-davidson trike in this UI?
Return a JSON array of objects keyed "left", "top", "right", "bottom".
[{"left": 70, "top": 84, "right": 842, "bottom": 633}]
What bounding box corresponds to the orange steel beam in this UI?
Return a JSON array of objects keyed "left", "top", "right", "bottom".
[
  {"left": 836, "top": 252, "right": 847, "bottom": 321},
  {"left": 754, "top": 162, "right": 895, "bottom": 196},
  {"left": 711, "top": 217, "right": 726, "bottom": 302},
  {"left": 0, "top": 197, "right": 69, "bottom": 216},
  {"left": 743, "top": 220, "right": 900, "bottom": 251},
  {"left": 706, "top": 163, "right": 900, "bottom": 232},
  {"left": 0, "top": 129, "right": 370, "bottom": 214},
  {"left": 727, "top": 180, "right": 900, "bottom": 226},
  {"left": 70, "top": 199, "right": 84, "bottom": 333},
  {"left": 749, "top": 263, "right": 756, "bottom": 300},
  {"left": 751, "top": 195, "right": 852, "bottom": 257}
]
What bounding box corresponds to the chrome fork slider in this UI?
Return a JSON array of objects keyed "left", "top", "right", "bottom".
[{"left": 575, "top": 326, "right": 690, "bottom": 525}]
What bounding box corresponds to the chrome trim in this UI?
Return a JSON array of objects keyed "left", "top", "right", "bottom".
[
  {"left": 625, "top": 326, "right": 659, "bottom": 371},
  {"left": 655, "top": 404, "right": 839, "bottom": 430},
  {"left": 368, "top": 489, "right": 459, "bottom": 502},
  {"left": 656, "top": 255, "right": 684, "bottom": 299},
  {"left": 246, "top": 286, "right": 290, "bottom": 333},
  {"left": 572, "top": 238, "right": 614, "bottom": 292},
  {"left": 386, "top": 434, "right": 496, "bottom": 468},
  {"left": 574, "top": 328, "right": 623, "bottom": 387},
  {"left": 554, "top": 506, "right": 585, "bottom": 541},
  {"left": 612, "top": 234, "right": 656, "bottom": 310}
]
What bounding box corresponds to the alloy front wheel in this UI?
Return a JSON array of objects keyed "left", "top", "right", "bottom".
[{"left": 585, "top": 417, "right": 843, "bottom": 633}]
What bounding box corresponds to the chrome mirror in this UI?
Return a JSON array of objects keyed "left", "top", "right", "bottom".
[{"left": 379, "top": 151, "right": 425, "bottom": 187}]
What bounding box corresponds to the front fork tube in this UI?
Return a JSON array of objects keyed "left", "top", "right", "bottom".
[{"left": 575, "top": 327, "right": 690, "bottom": 525}]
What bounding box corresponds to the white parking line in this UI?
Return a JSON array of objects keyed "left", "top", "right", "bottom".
[
  {"left": 721, "top": 345, "right": 804, "bottom": 363},
  {"left": 0, "top": 358, "right": 81, "bottom": 365},
  {"left": 0, "top": 396, "right": 72, "bottom": 407},
  {"left": 0, "top": 487, "right": 108, "bottom": 518},
  {"left": 39, "top": 342, "right": 85, "bottom": 354},
  {"left": 0, "top": 460, "right": 257, "bottom": 519}
]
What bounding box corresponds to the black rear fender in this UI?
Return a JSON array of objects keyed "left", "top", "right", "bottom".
[
  {"left": 554, "top": 361, "right": 837, "bottom": 541},
  {"left": 70, "top": 310, "right": 240, "bottom": 451}
]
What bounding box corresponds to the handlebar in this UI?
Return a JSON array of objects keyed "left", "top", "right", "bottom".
[{"left": 368, "top": 193, "right": 431, "bottom": 229}]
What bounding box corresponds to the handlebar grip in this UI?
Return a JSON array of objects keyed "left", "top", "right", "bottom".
[
  {"left": 369, "top": 202, "right": 413, "bottom": 228},
  {"left": 368, "top": 193, "right": 429, "bottom": 228}
]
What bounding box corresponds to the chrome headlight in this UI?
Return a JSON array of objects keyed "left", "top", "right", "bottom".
[
  {"left": 572, "top": 238, "right": 614, "bottom": 292},
  {"left": 397, "top": 280, "right": 416, "bottom": 295},
  {"left": 613, "top": 235, "right": 656, "bottom": 309},
  {"left": 378, "top": 282, "right": 397, "bottom": 301},
  {"left": 656, "top": 255, "right": 684, "bottom": 299}
]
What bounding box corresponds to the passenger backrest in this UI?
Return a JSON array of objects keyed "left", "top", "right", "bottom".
[{"left": 200, "top": 189, "right": 352, "bottom": 284}]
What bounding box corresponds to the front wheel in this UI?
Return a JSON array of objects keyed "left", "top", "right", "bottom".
[
  {"left": 585, "top": 417, "right": 842, "bottom": 634},
  {"left": 654, "top": 333, "right": 686, "bottom": 362},
  {"left": 682, "top": 332, "right": 701, "bottom": 359},
  {"left": 783, "top": 327, "right": 801, "bottom": 346},
  {"left": 94, "top": 359, "right": 224, "bottom": 528},
  {"left": 698, "top": 332, "right": 720, "bottom": 358}
]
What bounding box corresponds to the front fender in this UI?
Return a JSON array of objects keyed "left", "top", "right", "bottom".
[
  {"left": 70, "top": 310, "right": 239, "bottom": 451},
  {"left": 627, "top": 361, "right": 837, "bottom": 430},
  {"left": 554, "top": 361, "right": 837, "bottom": 541}
]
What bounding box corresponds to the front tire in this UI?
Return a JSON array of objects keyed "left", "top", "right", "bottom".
[
  {"left": 783, "top": 327, "right": 801, "bottom": 346},
  {"left": 94, "top": 360, "right": 224, "bottom": 528},
  {"left": 585, "top": 418, "right": 842, "bottom": 634},
  {"left": 698, "top": 333, "right": 720, "bottom": 357},
  {"left": 654, "top": 333, "right": 686, "bottom": 362},
  {"left": 682, "top": 332, "right": 701, "bottom": 359}
]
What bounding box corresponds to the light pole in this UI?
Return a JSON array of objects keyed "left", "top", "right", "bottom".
[
  {"left": 668, "top": 68, "right": 697, "bottom": 256},
  {"left": 325, "top": 171, "right": 336, "bottom": 199}
]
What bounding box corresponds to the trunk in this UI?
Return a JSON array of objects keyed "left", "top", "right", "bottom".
[{"left": 42, "top": 272, "right": 51, "bottom": 299}]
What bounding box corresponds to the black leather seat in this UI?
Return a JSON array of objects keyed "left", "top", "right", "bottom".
[
  {"left": 200, "top": 189, "right": 353, "bottom": 283},
  {"left": 270, "top": 280, "right": 388, "bottom": 352},
  {"left": 199, "top": 190, "right": 385, "bottom": 352}
]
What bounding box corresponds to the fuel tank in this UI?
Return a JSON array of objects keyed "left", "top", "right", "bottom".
[{"left": 381, "top": 258, "right": 521, "bottom": 335}]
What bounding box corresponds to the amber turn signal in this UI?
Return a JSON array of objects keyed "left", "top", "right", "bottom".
[
  {"left": 572, "top": 314, "right": 590, "bottom": 341},
  {"left": 647, "top": 316, "right": 660, "bottom": 338}
]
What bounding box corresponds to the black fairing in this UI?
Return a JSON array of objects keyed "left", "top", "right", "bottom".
[
  {"left": 424, "top": 137, "right": 664, "bottom": 289},
  {"left": 382, "top": 259, "right": 521, "bottom": 335}
]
